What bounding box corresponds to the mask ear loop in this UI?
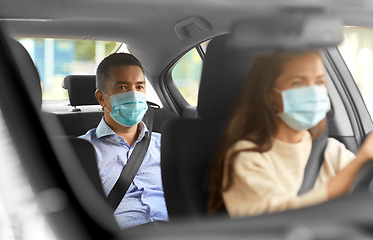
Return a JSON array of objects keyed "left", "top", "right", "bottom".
[
  {"left": 271, "top": 103, "right": 281, "bottom": 114},
  {"left": 310, "top": 93, "right": 332, "bottom": 137},
  {"left": 98, "top": 89, "right": 111, "bottom": 113},
  {"left": 101, "top": 90, "right": 110, "bottom": 98}
]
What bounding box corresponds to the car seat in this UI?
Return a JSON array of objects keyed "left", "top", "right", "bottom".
[
  {"left": 161, "top": 35, "right": 256, "bottom": 219},
  {"left": 54, "top": 75, "right": 104, "bottom": 137},
  {"left": 63, "top": 75, "right": 99, "bottom": 111},
  {"left": 6, "top": 40, "right": 107, "bottom": 197},
  {"left": 6, "top": 38, "right": 120, "bottom": 233}
]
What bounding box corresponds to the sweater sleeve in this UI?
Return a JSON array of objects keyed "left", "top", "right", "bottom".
[
  {"left": 315, "top": 138, "right": 356, "bottom": 186},
  {"left": 222, "top": 150, "right": 329, "bottom": 218},
  {"left": 325, "top": 138, "right": 356, "bottom": 172}
]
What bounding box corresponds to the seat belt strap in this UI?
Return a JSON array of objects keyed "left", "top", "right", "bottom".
[
  {"left": 106, "top": 106, "right": 154, "bottom": 210},
  {"left": 298, "top": 129, "right": 328, "bottom": 196}
]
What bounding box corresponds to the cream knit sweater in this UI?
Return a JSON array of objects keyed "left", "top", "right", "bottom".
[{"left": 222, "top": 131, "right": 355, "bottom": 218}]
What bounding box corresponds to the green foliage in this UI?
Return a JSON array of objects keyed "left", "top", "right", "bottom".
[
  {"left": 75, "top": 40, "right": 95, "bottom": 61},
  {"left": 105, "top": 42, "right": 118, "bottom": 55}
]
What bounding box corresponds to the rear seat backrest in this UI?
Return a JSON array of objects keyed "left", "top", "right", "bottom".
[{"left": 57, "top": 112, "right": 104, "bottom": 137}]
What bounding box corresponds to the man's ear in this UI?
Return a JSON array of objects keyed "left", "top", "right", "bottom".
[{"left": 95, "top": 90, "right": 106, "bottom": 108}]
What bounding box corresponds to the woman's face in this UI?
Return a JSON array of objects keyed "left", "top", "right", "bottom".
[{"left": 270, "top": 53, "right": 326, "bottom": 112}]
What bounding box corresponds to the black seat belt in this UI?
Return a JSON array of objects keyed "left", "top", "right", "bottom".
[
  {"left": 298, "top": 125, "right": 329, "bottom": 195},
  {"left": 106, "top": 105, "right": 154, "bottom": 210}
]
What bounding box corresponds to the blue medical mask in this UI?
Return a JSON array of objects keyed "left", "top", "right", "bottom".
[
  {"left": 103, "top": 90, "right": 148, "bottom": 127},
  {"left": 273, "top": 85, "right": 330, "bottom": 131}
]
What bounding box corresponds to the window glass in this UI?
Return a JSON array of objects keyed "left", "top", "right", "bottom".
[
  {"left": 17, "top": 38, "right": 121, "bottom": 100},
  {"left": 201, "top": 40, "right": 209, "bottom": 53},
  {"left": 172, "top": 48, "right": 202, "bottom": 106},
  {"left": 17, "top": 38, "right": 162, "bottom": 107},
  {"left": 172, "top": 40, "right": 210, "bottom": 106},
  {"left": 338, "top": 26, "right": 373, "bottom": 119}
]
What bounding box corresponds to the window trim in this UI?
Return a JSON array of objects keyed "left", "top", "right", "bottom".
[{"left": 162, "top": 40, "right": 210, "bottom": 114}]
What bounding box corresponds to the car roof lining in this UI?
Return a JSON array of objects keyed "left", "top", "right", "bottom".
[
  {"left": 3, "top": 0, "right": 373, "bottom": 78},
  {"left": 0, "top": 1, "right": 255, "bottom": 77}
]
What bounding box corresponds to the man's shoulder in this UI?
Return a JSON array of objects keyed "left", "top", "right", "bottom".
[
  {"left": 151, "top": 131, "right": 161, "bottom": 140},
  {"left": 78, "top": 128, "right": 98, "bottom": 142},
  {"left": 150, "top": 132, "right": 161, "bottom": 148}
]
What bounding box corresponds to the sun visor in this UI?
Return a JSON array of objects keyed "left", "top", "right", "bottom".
[{"left": 228, "top": 15, "right": 343, "bottom": 50}]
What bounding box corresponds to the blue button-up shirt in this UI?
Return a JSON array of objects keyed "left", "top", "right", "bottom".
[{"left": 79, "top": 118, "right": 168, "bottom": 229}]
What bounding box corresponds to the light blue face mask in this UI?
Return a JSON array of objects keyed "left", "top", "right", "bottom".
[
  {"left": 103, "top": 90, "right": 148, "bottom": 127},
  {"left": 273, "top": 85, "right": 331, "bottom": 131}
]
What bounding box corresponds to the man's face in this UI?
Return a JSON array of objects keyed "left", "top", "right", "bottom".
[{"left": 96, "top": 65, "right": 146, "bottom": 112}]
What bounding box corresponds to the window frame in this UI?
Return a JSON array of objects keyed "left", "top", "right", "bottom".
[
  {"left": 323, "top": 47, "right": 373, "bottom": 150},
  {"left": 160, "top": 40, "right": 209, "bottom": 116}
]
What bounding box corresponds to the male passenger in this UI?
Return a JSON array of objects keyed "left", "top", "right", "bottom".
[{"left": 79, "top": 53, "right": 168, "bottom": 229}]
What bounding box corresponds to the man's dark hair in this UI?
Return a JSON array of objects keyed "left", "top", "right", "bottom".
[{"left": 96, "top": 52, "right": 144, "bottom": 91}]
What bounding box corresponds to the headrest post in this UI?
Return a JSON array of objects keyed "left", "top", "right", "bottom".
[{"left": 71, "top": 106, "right": 81, "bottom": 112}]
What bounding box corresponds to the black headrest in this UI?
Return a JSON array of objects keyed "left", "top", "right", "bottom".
[
  {"left": 8, "top": 39, "right": 42, "bottom": 109},
  {"left": 197, "top": 35, "right": 257, "bottom": 121},
  {"left": 63, "top": 75, "right": 98, "bottom": 106}
]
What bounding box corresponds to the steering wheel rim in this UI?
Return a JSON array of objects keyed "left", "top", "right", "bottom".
[{"left": 351, "top": 160, "right": 373, "bottom": 193}]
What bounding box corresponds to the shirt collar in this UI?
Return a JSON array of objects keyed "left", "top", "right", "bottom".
[
  {"left": 95, "top": 117, "right": 150, "bottom": 141},
  {"left": 137, "top": 121, "right": 150, "bottom": 141}
]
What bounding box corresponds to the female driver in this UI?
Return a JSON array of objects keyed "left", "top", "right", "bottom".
[{"left": 208, "top": 50, "right": 373, "bottom": 217}]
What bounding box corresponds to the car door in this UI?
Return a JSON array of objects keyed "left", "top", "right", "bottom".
[{"left": 323, "top": 26, "right": 373, "bottom": 154}]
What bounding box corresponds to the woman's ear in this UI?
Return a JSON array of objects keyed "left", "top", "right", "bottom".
[
  {"left": 269, "top": 90, "right": 283, "bottom": 113},
  {"left": 271, "top": 103, "right": 281, "bottom": 114}
]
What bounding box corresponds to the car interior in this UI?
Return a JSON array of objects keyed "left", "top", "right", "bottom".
[{"left": 2, "top": 1, "right": 373, "bottom": 239}]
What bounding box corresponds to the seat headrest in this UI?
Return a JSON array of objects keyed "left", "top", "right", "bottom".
[
  {"left": 8, "top": 39, "right": 42, "bottom": 109},
  {"left": 197, "top": 35, "right": 258, "bottom": 122},
  {"left": 63, "top": 75, "right": 98, "bottom": 106}
]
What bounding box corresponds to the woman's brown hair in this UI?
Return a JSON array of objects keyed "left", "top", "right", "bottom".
[{"left": 207, "top": 50, "right": 325, "bottom": 214}]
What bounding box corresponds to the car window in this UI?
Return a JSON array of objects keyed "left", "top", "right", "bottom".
[
  {"left": 18, "top": 38, "right": 121, "bottom": 100},
  {"left": 17, "top": 38, "right": 162, "bottom": 107},
  {"left": 338, "top": 26, "right": 373, "bottom": 119},
  {"left": 171, "top": 41, "right": 209, "bottom": 106}
]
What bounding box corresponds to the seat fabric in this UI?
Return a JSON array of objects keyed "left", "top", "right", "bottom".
[
  {"left": 8, "top": 39, "right": 42, "bottom": 109},
  {"left": 57, "top": 112, "right": 104, "bottom": 137},
  {"left": 161, "top": 119, "right": 224, "bottom": 218},
  {"left": 63, "top": 75, "right": 99, "bottom": 106},
  {"left": 7, "top": 38, "right": 118, "bottom": 228},
  {"left": 66, "top": 137, "right": 106, "bottom": 197},
  {"left": 161, "top": 35, "right": 258, "bottom": 219}
]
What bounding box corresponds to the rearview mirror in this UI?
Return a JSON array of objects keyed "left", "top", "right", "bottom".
[{"left": 229, "top": 15, "right": 343, "bottom": 50}]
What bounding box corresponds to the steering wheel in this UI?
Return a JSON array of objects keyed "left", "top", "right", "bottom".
[{"left": 351, "top": 160, "right": 373, "bottom": 193}]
